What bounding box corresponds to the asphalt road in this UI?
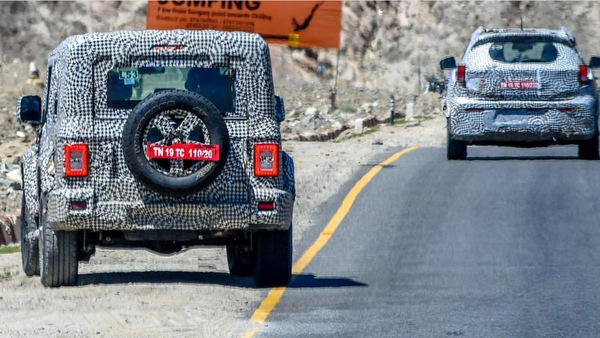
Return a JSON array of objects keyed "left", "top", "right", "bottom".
[{"left": 255, "top": 145, "right": 600, "bottom": 337}]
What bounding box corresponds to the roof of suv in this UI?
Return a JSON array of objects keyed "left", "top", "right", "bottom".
[
  {"left": 467, "top": 26, "right": 577, "bottom": 50},
  {"left": 49, "top": 29, "right": 270, "bottom": 66}
]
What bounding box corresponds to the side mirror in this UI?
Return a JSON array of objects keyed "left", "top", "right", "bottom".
[
  {"left": 440, "top": 56, "right": 457, "bottom": 70},
  {"left": 17, "top": 95, "right": 43, "bottom": 126},
  {"left": 589, "top": 56, "right": 600, "bottom": 69},
  {"left": 275, "top": 95, "right": 285, "bottom": 123}
]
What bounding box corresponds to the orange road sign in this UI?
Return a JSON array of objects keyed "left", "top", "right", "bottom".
[{"left": 146, "top": 1, "right": 343, "bottom": 49}]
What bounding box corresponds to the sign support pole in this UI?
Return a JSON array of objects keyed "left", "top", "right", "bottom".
[{"left": 330, "top": 48, "right": 341, "bottom": 110}]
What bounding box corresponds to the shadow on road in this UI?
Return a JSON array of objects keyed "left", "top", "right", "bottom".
[
  {"left": 78, "top": 271, "right": 367, "bottom": 289},
  {"left": 78, "top": 270, "right": 255, "bottom": 287},
  {"left": 289, "top": 273, "right": 367, "bottom": 288},
  {"left": 360, "top": 163, "right": 397, "bottom": 168},
  {"left": 466, "top": 156, "right": 579, "bottom": 161}
]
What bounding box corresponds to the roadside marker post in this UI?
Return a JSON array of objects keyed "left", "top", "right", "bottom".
[
  {"left": 389, "top": 95, "right": 395, "bottom": 125},
  {"left": 406, "top": 102, "right": 414, "bottom": 121}
]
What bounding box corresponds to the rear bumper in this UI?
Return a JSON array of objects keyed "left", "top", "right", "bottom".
[
  {"left": 47, "top": 188, "right": 294, "bottom": 232},
  {"left": 448, "top": 96, "right": 598, "bottom": 142}
]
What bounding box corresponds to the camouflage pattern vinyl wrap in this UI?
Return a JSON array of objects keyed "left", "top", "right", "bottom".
[
  {"left": 445, "top": 27, "right": 598, "bottom": 142},
  {"left": 22, "top": 30, "right": 294, "bottom": 232}
]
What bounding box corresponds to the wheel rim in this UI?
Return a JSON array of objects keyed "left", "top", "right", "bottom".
[{"left": 142, "top": 109, "right": 212, "bottom": 177}]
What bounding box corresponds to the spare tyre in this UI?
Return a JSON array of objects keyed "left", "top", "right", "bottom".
[{"left": 123, "top": 89, "right": 229, "bottom": 196}]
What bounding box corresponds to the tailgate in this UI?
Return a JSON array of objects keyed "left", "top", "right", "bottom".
[{"left": 466, "top": 67, "right": 581, "bottom": 100}]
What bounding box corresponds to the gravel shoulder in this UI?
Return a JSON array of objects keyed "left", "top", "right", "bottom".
[{"left": 0, "top": 114, "right": 445, "bottom": 338}]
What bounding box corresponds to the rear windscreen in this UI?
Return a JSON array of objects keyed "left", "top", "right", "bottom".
[
  {"left": 488, "top": 41, "right": 559, "bottom": 63},
  {"left": 107, "top": 66, "right": 236, "bottom": 113}
]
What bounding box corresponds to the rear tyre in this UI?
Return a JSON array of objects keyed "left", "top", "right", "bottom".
[
  {"left": 226, "top": 241, "right": 255, "bottom": 276},
  {"left": 447, "top": 127, "right": 467, "bottom": 160},
  {"left": 39, "top": 202, "right": 80, "bottom": 287},
  {"left": 253, "top": 227, "right": 292, "bottom": 287},
  {"left": 20, "top": 193, "right": 39, "bottom": 276},
  {"left": 578, "top": 134, "right": 599, "bottom": 160}
]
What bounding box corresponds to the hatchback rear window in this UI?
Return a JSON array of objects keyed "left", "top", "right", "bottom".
[{"left": 488, "top": 41, "right": 558, "bottom": 63}]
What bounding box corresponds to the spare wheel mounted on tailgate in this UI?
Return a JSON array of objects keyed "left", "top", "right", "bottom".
[{"left": 122, "top": 89, "right": 229, "bottom": 196}]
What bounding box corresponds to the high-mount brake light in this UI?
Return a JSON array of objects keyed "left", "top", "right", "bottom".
[
  {"left": 64, "top": 144, "right": 89, "bottom": 177},
  {"left": 254, "top": 144, "right": 279, "bottom": 177},
  {"left": 579, "top": 65, "right": 589, "bottom": 84},
  {"left": 457, "top": 65, "right": 466, "bottom": 85}
]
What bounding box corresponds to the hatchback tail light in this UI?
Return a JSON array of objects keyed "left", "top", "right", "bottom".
[
  {"left": 254, "top": 144, "right": 279, "bottom": 177},
  {"left": 579, "top": 65, "right": 589, "bottom": 84},
  {"left": 64, "top": 144, "right": 88, "bottom": 177},
  {"left": 70, "top": 201, "right": 87, "bottom": 210},
  {"left": 457, "top": 65, "right": 466, "bottom": 85}
]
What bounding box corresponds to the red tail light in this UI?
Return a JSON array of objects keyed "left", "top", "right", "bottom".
[
  {"left": 254, "top": 144, "right": 279, "bottom": 177},
  {"left": 64, "top": 144, "right": 88, "bottom": 177},
  {"left": 579, "top": 65, "right": 589, "bottom": 84},
  {"left": 457, "top": 65, "right": 466, "bottom": 85},
  {"left": 257, "top": 201, "right": 275, "bottom": 211},
  {"left": 70, "top": 201, "right": 87, "bottom": 210}
]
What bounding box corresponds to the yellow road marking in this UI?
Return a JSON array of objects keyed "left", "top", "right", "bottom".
[
  {"left": 242, "top": 327, "right": 260, "bottom": 338},
  {"left": 247, "top": 145, "right": 420, "bottom": 333}
]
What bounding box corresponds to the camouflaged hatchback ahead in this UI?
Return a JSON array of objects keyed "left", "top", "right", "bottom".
[
  {"left": 16, "top": 30, "right": 295, "bottom": 287},
  {"left": 440, "top": 26, "right": 600, "bottom": 160}
]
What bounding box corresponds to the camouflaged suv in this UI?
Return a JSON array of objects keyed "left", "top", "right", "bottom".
[
  {"left": 440, "top": 26, "right": 600, "bottom": 160},
  {"left": 17, "top": 30, "right": 295, "bottom": 287}
]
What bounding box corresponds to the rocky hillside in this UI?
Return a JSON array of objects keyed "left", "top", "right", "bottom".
[
  {"left": 3, "top": 1, "right": 598, "bottom": 135},
  {"left": 2, "top": 1, "right": 600, "bottom": 93}
]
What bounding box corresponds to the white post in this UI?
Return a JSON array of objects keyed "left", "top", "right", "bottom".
[
  {"left": 406, "top": 102, "right": 414, "bottom": 121},
  {"left": 355, "top": 118, "right": 364, "bottom": 134}
]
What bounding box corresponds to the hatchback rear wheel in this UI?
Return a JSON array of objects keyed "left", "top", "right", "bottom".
[
  {"left": 578, "top": 134, "right": 599, "bottom": 160},
  {"left": 447, "top": 127, "right": 467, "bottom": 160}
]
